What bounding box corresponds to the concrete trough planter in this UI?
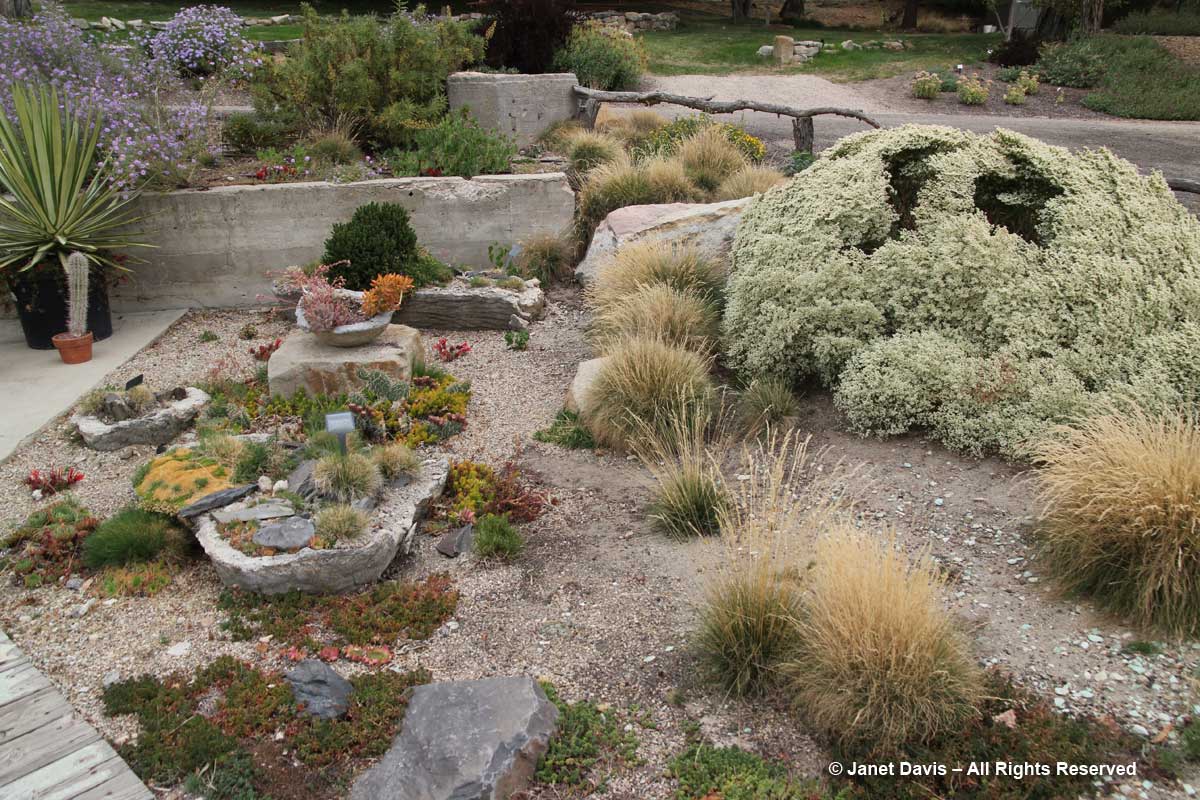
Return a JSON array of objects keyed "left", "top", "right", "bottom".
[
  {"left": 395, "top": 279, "right": 546, "bottom": 331},
  {"left": 73, "top": 387, "right": 209, "bottom": 451},
  {"left": 194, "top": 457, "right": 449, "bottom": 595}
]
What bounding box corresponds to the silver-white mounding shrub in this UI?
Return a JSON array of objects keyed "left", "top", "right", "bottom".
[{"left": 723, "top": 125, "right": 1200, "bottom": 457}]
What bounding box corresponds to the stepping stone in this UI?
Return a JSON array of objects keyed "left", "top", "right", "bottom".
[
  {"left": 286, "top": 660, "right": 352, "bottom": 719},
  {"left": 350, "top": 677, "right": 558, "bottom": 800},
  {"left": 253, "top": 516, "right": 315, "bottom": 550},
  {"left": 212, "top": 501, "right": 295, "bottom": 524},
  {"left": 178, "top": 484, "right": 257, "bottom": 519}
]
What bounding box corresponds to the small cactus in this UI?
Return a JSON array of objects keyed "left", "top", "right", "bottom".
[{"left": 64, "top": 252, "right": 89, "bottom": 338}]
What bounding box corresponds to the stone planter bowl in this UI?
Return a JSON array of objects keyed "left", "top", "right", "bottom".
[
  {"left": 295, "top": 289, "right": 392, "bottom": 347},
  {"left": 194, "top": 457, "right": 449, "bottom": 594}
]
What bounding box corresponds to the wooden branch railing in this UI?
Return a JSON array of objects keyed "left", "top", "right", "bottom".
[{"left": 572, "top": 86, "right": 881, "bottom": 152}]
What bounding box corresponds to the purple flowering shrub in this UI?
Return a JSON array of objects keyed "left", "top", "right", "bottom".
[
  {"left": 145, "top": 5, "right": 262, "bottom": 79},
  {"left": 0, "top": 4, "right": 212, "bottom": 191}
]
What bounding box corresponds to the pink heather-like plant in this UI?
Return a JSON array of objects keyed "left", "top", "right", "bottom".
[{"left": 298, "top": 265, "right": 365, "bottom": 333}]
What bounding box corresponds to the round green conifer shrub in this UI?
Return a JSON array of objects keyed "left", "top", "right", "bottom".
[
  {"left": 724, "top": 124, "right": 1200, "bottom": 458},
  {"left": 323, "top": 202, "right": 448, "bottom": 290}
]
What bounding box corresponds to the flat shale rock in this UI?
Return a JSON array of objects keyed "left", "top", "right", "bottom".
[{"left": 350, "top": 677, "right": 558, "bottom": 800}]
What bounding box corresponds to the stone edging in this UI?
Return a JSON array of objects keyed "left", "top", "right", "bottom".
[{"left": 194, "top": 457, "right": 449, "bottom": 595}]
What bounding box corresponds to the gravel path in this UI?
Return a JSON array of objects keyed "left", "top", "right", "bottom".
[
  {"left": 2, "top": 293, "right": 1199, "bottom": 798},
  {"left": 647, "top": 73, "right": 900, "bottom": 113}
]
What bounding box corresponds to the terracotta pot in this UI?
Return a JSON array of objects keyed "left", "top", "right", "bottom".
[{"left": 51, "top": 331, "right": 94, "bottom": 364}]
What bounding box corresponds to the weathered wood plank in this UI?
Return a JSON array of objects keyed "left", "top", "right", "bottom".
[
  {"left": 1, "top": 742, "right": 128, "bottom": 800},
  {"left": 0, "top": 662, "right": 52, "bottom": 708},
  {"left": 0, "top": 711, "right": 101, "bottom": 785},
  {"left": 0, "top": 687, "right": 70, "bottom": 743},
  {"left": 0, "top": 633, "right": 24, "bottom": 673},
  {"left": 71, "top": 769, "right": 154, "bottom": 800}
]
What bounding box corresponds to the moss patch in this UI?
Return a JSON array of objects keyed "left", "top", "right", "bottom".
[
  {"left": 135, "top": 449, "right": 234, "bottom": 512},
  {"left": 104, "top": 655, "right": 429, "bottom": 799}
]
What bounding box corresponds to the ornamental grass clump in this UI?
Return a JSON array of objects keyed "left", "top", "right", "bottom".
[
  {"left": 580, "top": 338, "right": 714, "bottom": 451},
  {"left": 315, "top": 504, "right": 369, "bottom": 542},
  {"left": 565, "top": 130, "right": 625, "bottom": 175},
  {"left": 473, "top": 513, "right": 524, "bottom": 559},
  {"left": 1032, "top": 408, "right": 1200, "bottom": 636},
  {"left": 371, "top": 443, "right": 422, "bottom": 480},
  {"left": 713, "top": 165, "right": 787, "bottom": 202},
  {"left": 725, "top": 124, "right": 1200, "bottom": 458},
  {"left": 577, "top": 156, "right": 697, "bottom": 243},
  {"left": 587, "top": 242, "right": 725, "bottom": 314},
  {"left": 737, "top": 376, "right": 800, "bottom": 435},
  {"left": 591, "top": 284, "right": 719, "bottom": 354},
  {"left": 677, "top": 126, "right": 749, "bottom": 193},
  {"left": 784, "top": 526, "right": 982, "bottom": 749},
  {"left": 696, "top": 433, "right": 829, "bottom": 696},
  {"left": 83, "top": 508, "right": 184, "bottom": 569},
  {"left": 313, "top": 452, "right": 382, "bottom": 503},
  {"left": 637, "top": 402, "right": 728, "bottom": 540}
]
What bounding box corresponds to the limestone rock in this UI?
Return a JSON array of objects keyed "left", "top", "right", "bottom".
[
  {"left": 268, "top": 324, "right": 421, "bottom": 398},
  {"left": 74, "top": 387, "right": 209, "bottom": 451},
  {"left": 757, "top": 45, "right": 774, "bottom": 58},
  {"left": 195, "top": 458, "right": 449, "bottom": 594},
  {"left": 350, "top": 677, "right": 558, "bottom": 800},
  {"left": 774, "top": 35, "right": 794, "bottom": 66},
  {"left": 564, "top": 357, "right": 609, "bottom": 414},
  {"left": 394, "top": 283, "right": 545, "bottom": 331},
  {"left": 252, "top": 516, "right": 315, "bottom": 550},
  {"left": 576, "top": 197, "right": 753, "bottom": 286},
  {"left": 286, "top": 660, "right": 352, "bottom": 719}
]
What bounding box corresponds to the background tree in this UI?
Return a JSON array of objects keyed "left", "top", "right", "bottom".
[{"left": 1, "top": 0, "right": 32, "bottom": 18}]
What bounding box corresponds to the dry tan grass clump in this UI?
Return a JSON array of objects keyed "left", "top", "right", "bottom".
[
  {"left": 785, "top": 527, "right": 981, "bottom": 748},
  {"left": 713, "top": 165, "right": 788, "bottom": 201},
  {"left": 677, "top": 126, "right": 749, "bottom": 193},
  {"left": 580, "top": 337, "right": 714, "bottom": 450},
  {"left": 636, "top": 401, "right": 729, "bottom": 540},
  {"left": 588, "top": 241, "right": 725, "bottom": 314},
  {"left": 565, "top": 129, "right": 626, "bottom": 174},
  {"left": 577, "top": 155, "right": 699, "bottom": 242},
  {"left": 515, "top": 233, "right": 574, "bottom": 284},
  {"left": 592, "top": 284, "right": 719, "bottom": 354},
  {"left": 737, "top": 376, "right": 801, "bottom": 435},
  {"left": 697, "top": 433, "right": 833, "bottom": 696},
  {"left": 1033, "top": 408, "right": 1200, "bottom": 636},
  {"left": 641, "top": 156, "right": 701, "bottom": 204}
]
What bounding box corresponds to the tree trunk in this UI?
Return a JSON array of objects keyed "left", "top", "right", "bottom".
[
  {"left": 779, "top": 0, "right": 806, "bottom": 20},
  {"left": 731, "top": 0, "right": 753, "bottom": 21},
  {"left": 1078, "top": 0, "right": 1104, "bottom": 34},
  {"left": 0, "top": 0, "right": 32, "bottom": 18},
  {"left": 901, "top": 0, "right": 919, "bottom": 29}
]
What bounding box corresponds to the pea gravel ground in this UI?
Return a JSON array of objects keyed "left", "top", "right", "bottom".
[{"left": 1, "top": 289, "right": 1198, "bottom": 799}]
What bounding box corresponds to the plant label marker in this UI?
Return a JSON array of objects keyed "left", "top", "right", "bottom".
[{"left": 326, "top": 411, "right": 355, "bottom": 454}]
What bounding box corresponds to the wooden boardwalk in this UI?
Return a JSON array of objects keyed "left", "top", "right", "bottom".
[{"left": 0, "top": 630, "right": 152, "bottom": 800}]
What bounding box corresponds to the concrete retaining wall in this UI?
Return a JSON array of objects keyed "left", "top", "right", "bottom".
[
  {"left": 113, "top": 172, "right": 575, "bottom": 311},
  {"left": 447, "top": 72, "right": 579, "bottom": 147}
]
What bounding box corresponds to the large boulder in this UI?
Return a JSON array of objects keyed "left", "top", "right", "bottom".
[
  {"left": 73, "top": 387, "right": 208, "bottom": 451},
  {"left": 575, "top": 197, "right": 753, "bottom": 286},
  {"left": 268, "top": 324, "right": 421, "bottom": 398},
  {"left": 564, "top": 357, "right": 609, "bottom": 414},
  {"left": 194, "top": 457, "right": 448, "bottom": 594},
  {"left": 350, "top": 677, "right": 558, "bottom": 800}
]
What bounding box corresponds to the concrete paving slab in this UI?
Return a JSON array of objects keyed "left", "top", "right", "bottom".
[{"left": 0, "top": 309, "right": 186, "bottom": 464}]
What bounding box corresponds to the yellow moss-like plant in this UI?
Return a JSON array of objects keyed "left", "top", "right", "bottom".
[{"left": 135, "top": 449, "right": 233, "bottom": 512}]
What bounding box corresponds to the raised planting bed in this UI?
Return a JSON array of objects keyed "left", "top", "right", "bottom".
[
  {"left": 195, "top": 456, "right": 450, "bottom": 595},
  {"left": 115, "top": 173, "right": 574, "bottom": 312}
]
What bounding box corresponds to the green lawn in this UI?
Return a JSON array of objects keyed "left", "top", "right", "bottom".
[{"left": 641, "top": 18, "right": 1000, "bottom": 81}]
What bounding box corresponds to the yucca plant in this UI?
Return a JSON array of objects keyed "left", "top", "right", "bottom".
[{"left": 0, "top": 84, "right": 148, "bottom": 273}]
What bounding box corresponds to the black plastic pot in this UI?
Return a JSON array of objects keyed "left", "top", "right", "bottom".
[{"left": 8, "top": 264, "right": 113, "bottom": 350}]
